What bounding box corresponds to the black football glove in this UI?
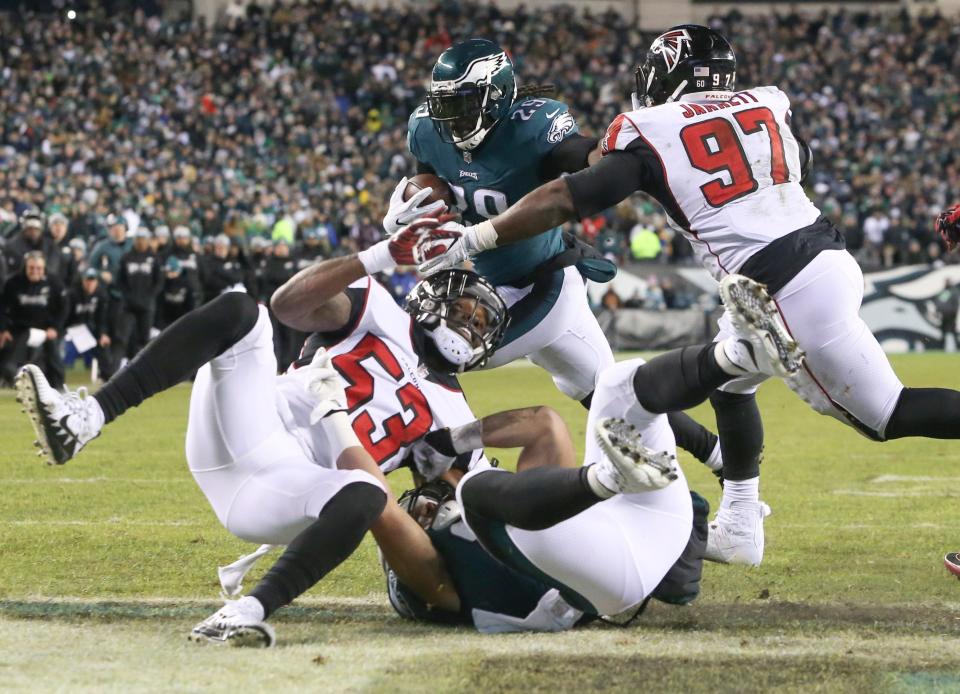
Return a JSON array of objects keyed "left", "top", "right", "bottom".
[{"left": 936, "top": 204, "right": 960, "bottom": 252}]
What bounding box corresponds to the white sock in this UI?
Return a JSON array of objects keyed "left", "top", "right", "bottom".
[
  {"left": 715, "top": 339, "right": 751, "bottom": 376},
  {"left": 237, "top": 595, "right": 266, "bottom": 622},
  {"left": 85, "top": 394, "right": 106, "bottom": 432},
  {"left": 721, "top": 476, "right": 759, "bottom": 508},
  {"left": 585, "top": 464, "right": 616, "bottom": 499},
  {"left": 705, "top": 440, "right": 723, "bottom": 471}
]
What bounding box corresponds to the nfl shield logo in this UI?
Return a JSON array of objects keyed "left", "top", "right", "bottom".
[{"left": 463, "top": 151, "right": 472, "bottom": 163}]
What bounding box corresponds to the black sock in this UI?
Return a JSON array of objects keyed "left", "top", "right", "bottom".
[
  {"left": 885, "top": 388, "right": 960, "bottom": 440},
  {"left": 710, "top": 390, "right": 764, "bottom": 481},
  {"left": 667, "top": 411, "right": 719, "bottom": 465},
  {"left": 250, "top": 482, "right": 387, "bottom": 618},
  {"left": 460, "top": 467, "right": 600, "bottom": 531},
  {"left": 633, "top": 343, "right": 732, "bottom": 414},
  {"left": 94, "top": 293, "right": 260, "bottom": 424}
]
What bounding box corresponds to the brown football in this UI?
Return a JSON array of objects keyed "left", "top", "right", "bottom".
[{"left": 403, "top": 173, "right": 456, "bottom": 209}]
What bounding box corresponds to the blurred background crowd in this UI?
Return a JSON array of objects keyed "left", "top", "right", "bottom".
[{"left": 1, "top": 0, "right": 958, "bottom": 383}]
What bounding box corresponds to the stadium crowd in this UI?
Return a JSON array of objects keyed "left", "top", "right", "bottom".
[{"left": 1, "top": 1, "right": 958, "bottom": 384}]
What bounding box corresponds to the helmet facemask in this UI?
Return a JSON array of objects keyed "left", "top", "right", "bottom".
[
  {"left": 428, "top": 83, "right": 508, "bottom": 151},
  {"left": 406, "top": 270, "right": 510, "bottom": 374}
]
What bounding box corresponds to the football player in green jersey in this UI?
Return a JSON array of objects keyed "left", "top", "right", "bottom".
[{"left": 387, "top": 38, "right": 722, "bottom": 470}]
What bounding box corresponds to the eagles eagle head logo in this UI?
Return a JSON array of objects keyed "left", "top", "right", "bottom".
[{"left": 650, "top": 29, "right": 693, "bottom": 73}]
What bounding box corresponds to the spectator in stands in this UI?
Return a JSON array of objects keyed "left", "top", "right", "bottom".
[
  {"left": 118, "top": 229, "right": 162, "bottom": 360},
  {"left": 261, "top": 239, "right": 301, "bottom": 370},
  {"left": 153, "top": 226, "right": 172, "bottom": 259},
  {"left": 47, "top": 213, "right": 78, "bottom": 288},
  {"left": 3, "top": 209, "right": 57, "bottom": 280},
  {"left": 294, "top": 228, "right": 327, "bottom": 271},
  {"left": 0, "top": 252, "right": 67, "bottom": 390},
  {"left": 0, "top": 4, "right": 956, "bottom": 267},
  {"left": 65, "top": 268, "right": 112, "bottom": 376},
  {"left": 169, "top": 227, "right": 203, "bottom": 305},
  {"left": 157, "top": 257, "right": 196, "bottom": 330},
  {"left": 200, "top": 235, "right": 245, "bottom": 302}
]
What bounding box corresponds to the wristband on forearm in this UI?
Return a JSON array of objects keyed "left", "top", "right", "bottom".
[
  {"left": 448, "top": 419, "right": 484, "bottom": 454},
  {"left": 357, "top": 240, "right": 395, "bottom": 274},
  {"left": 466, "top": 220, "right": 499, "bottom": 253}
]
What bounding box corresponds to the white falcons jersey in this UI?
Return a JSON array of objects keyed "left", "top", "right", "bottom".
[
  {"left": 277, "top": 277, "right": 485, "bottom": 474},
  {"left": 602, "top": 86, "right": 821, "bottom": 281}
]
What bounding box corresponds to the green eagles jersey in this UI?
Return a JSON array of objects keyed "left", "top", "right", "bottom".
[
  {"left": 387, "top": 519, "right": 558, "bottom": 627},
  {"left": 408, "top": 97, "right": 580, "bottom": 286}
]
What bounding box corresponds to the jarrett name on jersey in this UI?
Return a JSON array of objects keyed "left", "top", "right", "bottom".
[
  {"left": 599, "top": 86, "right": 824, "bottom": 284},
  {"left": 408, "top": 97, "right": 579, "bottom": 286}
]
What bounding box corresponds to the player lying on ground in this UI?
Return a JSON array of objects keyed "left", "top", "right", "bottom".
[
  {"left": 15, "top": 224, "right": 505, "bottom": 647},
  {"left": 385, "top": 317, "right": 804, "bottom": 632},
  {"left": 380, "top": 371, "right": 714, "bottom": 633},
  {"left": 386, "top": 37, "right": 724, "bottom": 476},
  {"left": 413, "top": 25, "right": 960, "bottom": 567}
]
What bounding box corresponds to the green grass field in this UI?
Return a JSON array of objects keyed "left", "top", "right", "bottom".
[{"left": 2, "top": 355, "right": 960, "bottom": 692}]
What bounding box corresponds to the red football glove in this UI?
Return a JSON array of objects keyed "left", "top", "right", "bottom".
[
  {"left": 936, "top": 204, "right": 960, "bottom": 252},
  {"left": 388, "top": 212, "right": 461, "bottom": 266}
]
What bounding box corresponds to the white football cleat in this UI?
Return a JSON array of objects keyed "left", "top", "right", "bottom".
[
  {"left": 719, "top": 274, "right": 805, "bottom": 378},
  {"left": 189, "top": 600, "right": 275, "bottom": 648},
  {"left": 704, "top": 500, "right": 772, "bottom": 566},
  {"left": 15, "top": 365, "right": 103, "bottom": 465},
  {"left": 594, "top": 417, "right": 679, "bottom": 494}
]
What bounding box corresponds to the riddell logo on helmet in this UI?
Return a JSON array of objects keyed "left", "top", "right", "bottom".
[{"left": 651, "top": 29, "right": 693, "bottom": 73}]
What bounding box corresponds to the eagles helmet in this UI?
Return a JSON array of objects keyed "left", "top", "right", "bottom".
[
  {"left": 634, "top": 24, "right": 736, "bottom": 109},
  {"left": 427, "top": 38, "right": 517, "bottom": 151},
  {"left": 405, "top": 269, "right": 509, "bottom": 374}
]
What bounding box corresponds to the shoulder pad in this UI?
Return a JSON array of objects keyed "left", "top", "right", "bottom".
[
  {"left": 600, "top": 112, "right": 643, "bottom": 155},
  {"left": 509, "top": 98, "right": 578, "bottom": 147},
  {"left": 751, "top": 85, "right": 791, "bottom": 109}
]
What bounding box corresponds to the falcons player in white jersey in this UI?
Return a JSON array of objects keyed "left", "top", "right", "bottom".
[
  {"left": 14, "top": 220, "right": 506, "bottom": 646},
  {"left": 415, "top": 24, "right": 960, "bottom": 569}
]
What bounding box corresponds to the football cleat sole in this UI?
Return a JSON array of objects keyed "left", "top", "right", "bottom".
[
  {"left": 595, "top": 417, "right": 678, "bottom": 492},
  {"left": 719, "top": 275, "right": 806, "bottom": 378},
  {"left": 189, "top": 622, "right": 276, "bottom": 648},
  {"left": 15, "top": 366, "right": 66, "bottom": 466}
]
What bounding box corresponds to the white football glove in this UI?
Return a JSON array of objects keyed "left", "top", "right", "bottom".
[
  {"left": 383, "top": 177, "right": 448, "bottom": 235},
  {"left": 305, "top": 348, "right": 348, "bottom": 424}
]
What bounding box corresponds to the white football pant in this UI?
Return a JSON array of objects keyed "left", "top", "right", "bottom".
[
  {"left": 718, "top": 250, "right": 904, "bottom": 438},
  {"left": 185, "top": 306, "right": 384, "bottom": 544},
  {"left": 460, "top": 359, "right": 692, "bottom": 616},
  {"left": 484, "top": 266, "right": 614, "bottom": 401}
]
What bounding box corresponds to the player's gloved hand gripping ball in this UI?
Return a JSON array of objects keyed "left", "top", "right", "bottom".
[
  {"left": 936, "top": 203, "right": 960, "bottom": 251},
  {"left": 383, "top": 175, "right": 455, "bottom": 235}
]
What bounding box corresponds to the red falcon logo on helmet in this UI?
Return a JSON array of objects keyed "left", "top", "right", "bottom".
[{"left": 651, "top": 29, "right": 693, "bottom": 73}]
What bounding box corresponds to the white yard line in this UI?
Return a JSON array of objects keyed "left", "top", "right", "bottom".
[
  {"left": 8, "top": 519, "right": 202, "bottom": 527},
  {"left": 1, "top": 477, "right": 191, "bottom": 484},
  {"left": 870, "top": 474, "right": 960, "bottom": 483}
]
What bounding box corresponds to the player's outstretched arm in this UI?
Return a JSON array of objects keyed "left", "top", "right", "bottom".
[
  {"left": 272, "top": 256, "right": 366, "bottom": 333},
  {"left": 417, "top": 406, "right": 577, "bottom": 479},
  {"left": 421, "top": 152, "right": 643, "bottom": 273},
  {"left": 274, "top": 219, "right": 461, "bottom": 331}
]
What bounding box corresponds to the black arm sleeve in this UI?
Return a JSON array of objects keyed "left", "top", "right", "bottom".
[
  {"left": 415, "top": 160, "right": 437, "bottom": 175},
  {"left": 796, "top": 134, "right": 813, "bottom": 183},
  {"left": 538, "top": 134, "right": 599, "bottom": 181},
  {"left": 564, "top": 149, "right": 652, "bottom": 219}
]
